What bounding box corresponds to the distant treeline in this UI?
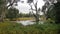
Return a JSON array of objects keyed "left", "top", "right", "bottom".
[{"left": 18, "top": 13, "right": 34, "bottom": 17}]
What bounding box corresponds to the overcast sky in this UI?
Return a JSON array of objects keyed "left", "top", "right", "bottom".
[{"left": 15, "top": 0, "right": 45, "bottom": 15}]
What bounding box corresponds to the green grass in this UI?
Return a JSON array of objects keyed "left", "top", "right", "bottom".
[{"left": 0, "top": 21, "right": 60, "bottom": 34}]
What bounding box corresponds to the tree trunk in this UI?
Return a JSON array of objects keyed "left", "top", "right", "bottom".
[
  {"left": 0, "top": 7, "right": 6, "bottom": 22},
  {"left": 35, "top": 10, "right": 39, "bottom": 24}
]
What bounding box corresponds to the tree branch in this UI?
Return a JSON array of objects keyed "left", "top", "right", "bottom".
[{"left": 7, "top": 0, "right": 15, "bottom": 8}]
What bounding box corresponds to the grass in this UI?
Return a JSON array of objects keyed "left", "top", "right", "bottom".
[
  {"left": 6, "top": 17, "right": 35, "bottom": 21},
  {"left": 6, "top": 17, "right": 44, "bottom": 21},
  {"left": 17, "top": 17, "right": 35, "bottom": 21},
  {"left": 0, "top": 21, "right": 60, "bottom": 34}
]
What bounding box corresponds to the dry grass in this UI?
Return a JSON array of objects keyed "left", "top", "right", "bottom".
[{"left": 16, "top": 17, "right": 35, "bottom": 21}]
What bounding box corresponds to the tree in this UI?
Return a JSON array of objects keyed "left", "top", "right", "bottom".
[
  {"left": 27, "top": 0, "right": 41, "bottom": 24},
  {"left": 0, "top": 0, "right": 7, "bottom": 22},
  {"left": 42, "top": 0, "right": 57, "bottom": 20},
  {"left": 54, "top": 2, "right": 60, "bottom": 23},
  {"left": 6, "top": 8, "right": 19, "bottom": 20},
  {"left": 0, "top": 0, "right": 20, "bottom": 22},
  {"left": 42, "top": 0, "right": 60, "bottom": 23}
]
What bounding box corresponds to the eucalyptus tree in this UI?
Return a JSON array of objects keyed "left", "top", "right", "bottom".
[
  {"left": 42, "top": 0, "right": 60, "bottom": 23},
  {"left": 50, "top": 1, "right": 60, "bottom": 23},
  {"left": 27, "top": 0, "right": 41, "bottom": 24},
  {"left": 0, "top": 0, "right": 20, "bottom": 22},
  {"left": 42, "top": 0, "right": 57, "bottom": 20}
]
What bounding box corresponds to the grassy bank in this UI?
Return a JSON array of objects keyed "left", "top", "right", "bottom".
[
  {"left": 6, "top": 17, "right": 35, "bottom": 21},
  {"left": 17, "top": 17, "right": 35, "bottom": 21},
  {"left": 6, "top": 17, "right": 44, "bottom": 21},
  {"left": 0, "top": 21, "right": 60, "bottom": 34}
]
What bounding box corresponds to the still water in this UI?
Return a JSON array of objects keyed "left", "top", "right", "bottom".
[{"left": 16, "top": 20, "right": 44, "bottom": 26}]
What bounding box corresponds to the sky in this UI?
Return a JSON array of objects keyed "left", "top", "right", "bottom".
[{"left": 15, "top": 0, "right": 45, "bottom": 15}]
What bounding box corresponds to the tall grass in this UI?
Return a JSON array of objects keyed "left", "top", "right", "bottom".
[{"left": 0, "top": 21, "right": 60, "bottom": 34}]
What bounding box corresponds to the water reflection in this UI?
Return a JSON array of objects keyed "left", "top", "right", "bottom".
[{"left": 16, "top": 20, "right": 44, "bottom": 26}]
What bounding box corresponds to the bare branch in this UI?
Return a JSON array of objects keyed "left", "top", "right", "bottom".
[{"left": 7, "top": 0, "right": 15, "bottom": 8}]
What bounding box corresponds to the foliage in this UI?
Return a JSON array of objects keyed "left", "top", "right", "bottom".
[
  {"left": 42, "top": 0, "right": 60, "bottom": 23},
  {"left": 19, "top": 13, "right": 34, "bottom": 17},
  {"left": 0, "top": 21, "right": 60, "bottom": 34},
  {"left": 27, "top": 0, "right": 33, "bottom": 3},
  {"left": 6, "top": 8, "right": 19, "bottom": 20},
  {"left": 46, "top": 2, "right": 60, "bottom": 23},
  {"left": 46, "top": 5, "right": 56, "bottom": 22},
  {"left": 0, "top": 0, "right": 20, "bottom": 22},
  {"left": 54, "top": 2, "right": 60, "bottom": 23}
]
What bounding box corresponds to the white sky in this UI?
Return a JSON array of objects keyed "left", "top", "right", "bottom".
[{"left": 15, "top": 0, "right": 45, "bottom": 15}]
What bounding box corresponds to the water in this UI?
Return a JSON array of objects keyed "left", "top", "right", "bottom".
[{"left": 16, "top": 20, "right": 44, "bottom": 26}]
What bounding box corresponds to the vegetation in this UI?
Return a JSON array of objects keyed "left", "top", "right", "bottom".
[
  {"left": 0, "top": 0, "right": 60, "bottom": 34},
  {"left": 19, "top": 13, "right": 34, "bottom": 17},
  {"left": 6, "top": 8, "right": 19, "bottom": 21},
  {"left": 17, "top": 17, "right": 34, "bottom": 21},
  {"left": 54, "top": 2, "right": 60, "bottom": 23},
  {"left": 42, "top": 0, "right": 60, "bottom": 23},
  {"left": 0, "top": 21, "right": 60, "bottom": 34},
  {"left": 28, "top": 0, "right": 40, "bottom": 23},
  {"left": 0, "top": 0, "right": 20, "bottom": 22}
]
